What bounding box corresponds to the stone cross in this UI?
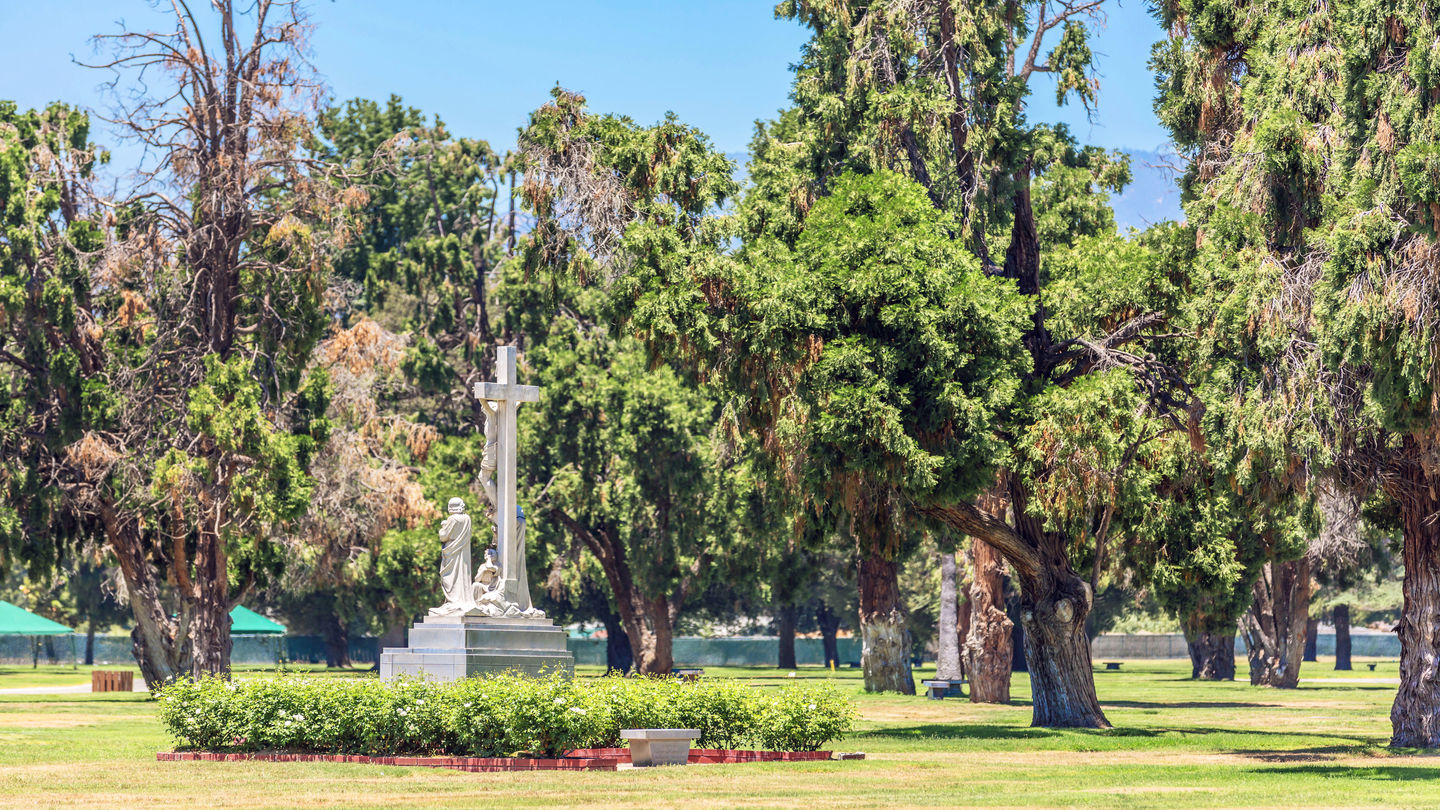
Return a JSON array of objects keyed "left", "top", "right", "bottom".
[{"left": 473, "top": 346, "right": 539, "bottom": 606}]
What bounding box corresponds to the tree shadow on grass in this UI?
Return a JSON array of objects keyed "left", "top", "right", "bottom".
[
  {"left": 853, "top": 724, "right": 1164, "bottom": 741},
  {"left": 1252, "top": 764, "right": 1440, "bottom": 780},
  {"left": 1102, "top": 701, "right": 1283, "bottom": 710}
]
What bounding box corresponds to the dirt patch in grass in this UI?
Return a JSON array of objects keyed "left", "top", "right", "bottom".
[{"left": 0, "top": 715, "right": 97, "bottom": 729}]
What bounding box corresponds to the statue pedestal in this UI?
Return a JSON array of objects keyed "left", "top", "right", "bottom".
[{"left": 379, "top": 614, "right": 574, "bottom": 681}]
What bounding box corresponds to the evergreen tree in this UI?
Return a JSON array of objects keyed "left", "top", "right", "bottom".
[{"left": 1155, "top": 0, "right": 1440, "bottom": 745}]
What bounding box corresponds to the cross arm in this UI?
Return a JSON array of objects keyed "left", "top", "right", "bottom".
[{"left": 473, "top": 382, "right": 541, "bottom": 403}]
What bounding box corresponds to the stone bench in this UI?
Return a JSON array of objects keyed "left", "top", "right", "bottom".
[
  {"left": 620, "top": 729, "right": 702, "bottom": 766},
  {"left": 920, "top": 679, "right": 965, "bottom": 700}
]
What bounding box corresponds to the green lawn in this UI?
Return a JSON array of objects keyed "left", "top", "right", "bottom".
[{"left": 0, "top": 658, "right": 1434, "bottom": 809}]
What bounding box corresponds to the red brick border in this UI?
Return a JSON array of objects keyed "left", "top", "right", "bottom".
[
  {"left": 155, "top": 751, "right": 618, "bottom": 772},
  {"left": 568, "top": 747, "right": 841, "bottom": 764},
  {"left": 157, "top": 748, "right": 856, "bottom": 770}
]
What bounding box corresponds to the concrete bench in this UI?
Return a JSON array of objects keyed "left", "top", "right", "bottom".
[
  {"left": 673, "top": 668, "right": 704, "bottom": 681},
  {"left": 620, "top": 729, "right": 702, "bottom": 766},
  {"left": 920, "top": 679, "right": 965, "bottom": 700}
]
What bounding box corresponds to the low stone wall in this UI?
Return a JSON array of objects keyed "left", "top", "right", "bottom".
[
  {"left": 1091, "top": 630, "right": 1401, "bottom": 659},
  {"left": 565, "top": 636, "right": 863, "bottom": 668}
]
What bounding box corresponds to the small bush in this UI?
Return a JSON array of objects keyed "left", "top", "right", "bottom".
[
  {"left": 157, "top": 673, "right": 853, "bottom": 757},
  {"left": 754, "top": 683, "right": 858, "bottom": 752}
]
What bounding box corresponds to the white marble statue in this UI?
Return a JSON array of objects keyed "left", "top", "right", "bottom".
[
  {"left": 471, "top": 547, "right": 515, "bottom": 617},
  {"left": 470, "top": 346, "right": 545, "bottom": 619},
  {"left": 429, "top": 497, "right": 475, "bottom": 617}
]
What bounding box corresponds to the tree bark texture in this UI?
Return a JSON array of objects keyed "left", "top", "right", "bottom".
[
  {"left": 1186, "top": 631, "right": 1236, "bottom": 680},
  {"left": 1391, "top": 447, "right": 1440, "bottom": 748},
  {"left": 1240, "top": 557, "right": 1310, "bottom": 688},
  {"left": 105, "top": 509, "right": 189, "bottom": 685},
  {"left": 188, "top": 526, "right": 232, "bottom": 679},
  {"left": 1334, "top": 604, "right": 1352, "bottom": 671},
  {"left": 777, "top": 602, "right": 799, "bottom": 669},
  {"left": 1303, "top": 615, "right": 1319, "bottom": 662},
  {"left": 936, "top": 550, "right": 963, "bottom": 681},
  {"left": 965, "top": 538, "right": 1012, "bottom": 702},
  {"left": 858, "top": 552, "right": 915, "bottom": 694}
]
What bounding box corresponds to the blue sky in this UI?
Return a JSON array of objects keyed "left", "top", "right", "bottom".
[{"left": 2, "top": 1, "right": 1172, "bottom": 160}]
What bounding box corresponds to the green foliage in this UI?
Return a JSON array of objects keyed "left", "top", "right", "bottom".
[{"left": 156, "top": 674, "right": 855, "bottom": 756}]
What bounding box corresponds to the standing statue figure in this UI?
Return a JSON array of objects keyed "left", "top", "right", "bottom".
[{"left": 429, "top": 497, "right": 475, "bottom": 617}]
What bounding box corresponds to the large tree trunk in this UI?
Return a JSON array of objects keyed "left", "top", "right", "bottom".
[
  {"left": 189, "top": 527, "right": 232, "bottom": 679},
  {"left": 919, "top": 482, "right": 1108, "bottom": 726},
  {"left": 602, "top": 610, "right": 634, "bottom": 674},
  {"left": 816, "top": 601, "right": 842, "bottom": 668},
  {"left": 1391, "top": 449, "right": 1440, "bottom": 748},
  {"left": 1186, "top": 631, "right": 1236, "bottom": 680},
  {"left": 858, "top": 552, "right": 915, "bottom": 694},
  {"left": 965, "top": 538, "right": 1013, "bottom": 702},
  {"left": 553, "top": 510, "right": 678, "bottom": 675},
  {"left": 1240, "top": 557, "right": 1310, "bottom": 688},
  {"left": 105, "top": 510, "right": 188, "bottom": 686},
  {"left": 84, "top": 625, "right": 96, "bottom": 666},
  {"left": 1019, "top": 572, "right": 1106, "bottom": 727},
  {"left": 936, "top": 550, "right": 963, "bottom": 681},
  {"left": 1303, "top": 615, "right": 1319, "bottom": 662},
  {"left": 321, "top": 603, "right": 351, "bottom": 669},
  {"left": 777, "top": 603, "right": 798, "bottom": 669},
  {"left": 616, "top": 593, "right": 674, "bottom": 675},
  {"left": 1334, "top": 604, "right": 1352, "bottom": 671}
]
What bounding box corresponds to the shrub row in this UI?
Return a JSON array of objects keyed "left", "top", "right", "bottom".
[{"left": 157, "top": 673, "right": 855, "bottom": 758}]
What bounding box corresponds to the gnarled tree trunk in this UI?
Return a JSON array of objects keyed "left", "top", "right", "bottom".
[
  {"left": 935, "top": 550, "right": 963, "bottom": 681},
  {"left": 1018, "top": 564, "right": 1106, "bottom": 727},
  {"left": 105, "top": 507, "right": 188, "bottom": 686},
  {"left": 1391, "top": 449, "right": 1440, "bottom": 748},
  {"left": 858, "top": 552, "right": 914, "bottom": 693},
  {"left": 1185, "top": 631, "right": 1236, "bottom": 680},
  {"left": 189, "top": 526, "right": 232, "bottom": 679},
  {"left": 1334, "top": 604, "right": 1352, "bottom": 671},
  {"left": 1240, "top": 557, "right": 1310, "bottom": 688},
  {"left": 965, "top": 537, "right": 1012, "bottom": 702}
]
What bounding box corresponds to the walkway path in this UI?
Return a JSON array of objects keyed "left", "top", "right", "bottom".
[{"left": 0, "top": 679, "right": 149, "bottom": 695}]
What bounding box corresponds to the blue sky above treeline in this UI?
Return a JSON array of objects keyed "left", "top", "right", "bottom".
[{"left": 0, "top": 1, "right": 1180, "bottom": 227}]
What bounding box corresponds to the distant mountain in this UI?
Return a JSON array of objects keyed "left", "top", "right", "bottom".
[{"left": 1111, "top": 149, "right": 1184, "bottom": 231}]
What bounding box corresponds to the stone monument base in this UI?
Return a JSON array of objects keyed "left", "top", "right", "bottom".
[{"left": 379, "top": 614, "right": 574, "bottom": 681}]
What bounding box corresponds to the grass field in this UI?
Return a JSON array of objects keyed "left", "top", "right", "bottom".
[{"left": 0, "top": 658, "right": 1435, "bottom": 809}]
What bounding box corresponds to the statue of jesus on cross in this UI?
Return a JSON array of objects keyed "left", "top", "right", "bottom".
[{"left": 473, "top": 345, "right": 543, "bottom": 618}]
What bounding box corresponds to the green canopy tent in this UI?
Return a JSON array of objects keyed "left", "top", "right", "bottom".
[
  {"left": 229, "top": 606, "right": 286, "bottom": 665},
  {"left": 230, "top": 605, "right": 286, "bottom": 634},
  {"left": 0, "top": 600, "right": 76, "bottom": 669}
]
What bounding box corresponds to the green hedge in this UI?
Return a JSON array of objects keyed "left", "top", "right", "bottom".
[{"left": 157, "top": 673, "right": 855, "bottom": 758}]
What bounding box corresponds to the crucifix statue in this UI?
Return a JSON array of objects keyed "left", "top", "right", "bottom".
[{"left": 473, "top": 345, "right": 542, "bottom": 617}]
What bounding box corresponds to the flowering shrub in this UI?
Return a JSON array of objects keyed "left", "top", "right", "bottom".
[
  {"left": 158, "top": 673, "right": 854, "bottom": 757},
  {"left": 754, "top": 683, "right": 859, "bottom": 752}
]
